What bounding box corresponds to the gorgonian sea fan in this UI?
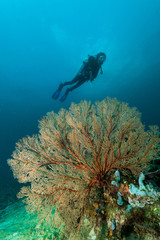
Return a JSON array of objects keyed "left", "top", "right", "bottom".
[{"left": 8, "top": 97, "right": 160, "bottom": 233}]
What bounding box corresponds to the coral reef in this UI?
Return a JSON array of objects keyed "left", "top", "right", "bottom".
[
  {"left": 8, "top": 97, "right": 160, "bottom": 239},
  {"left": 128, "top": 173, "right": 160, "bottom": 208}
]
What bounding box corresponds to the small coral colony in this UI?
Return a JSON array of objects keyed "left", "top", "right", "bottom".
[{"left": 8, "top": 97, "right": 160, "bottom": 239}]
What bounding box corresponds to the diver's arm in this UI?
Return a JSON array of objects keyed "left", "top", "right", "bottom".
[
  {"left": 89, "top": 71, "right": 94, "bottom": 82},
  {"left": 100, "top": 66, "right": 103, "bottom": 74},
  {"left": 77, "top": 58, "right": 88, "bottom": 76},
  {"left": 79, "top": 56, "right": 94, "bottom": 75},
  {"left": 78, "top": 63, "right": 85, "bottom": 75}
]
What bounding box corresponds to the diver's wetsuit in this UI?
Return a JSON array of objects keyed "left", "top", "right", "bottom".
[
  {"left": 60, "top": 56, "right": 101, "bottom": 91},
  {"left": 52, "top": 53, "right": 106, "bottom": 102}
]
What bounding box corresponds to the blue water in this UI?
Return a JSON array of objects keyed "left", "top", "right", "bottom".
[{"left": 0, "top": 0, "right": 160, "bottom": 190}]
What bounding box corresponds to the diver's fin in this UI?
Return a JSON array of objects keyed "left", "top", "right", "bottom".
[
  {"left": 60, "top": 93, "right": 68, "bottom": 102},
  {"left": 52, "top": 89, "right": 61, "bottom": 100},
  {"left": 52, "top": 84, "right": 63, "bottom": 100},
  {"left": 60, "top": 89, "right": 69, "bottom": 102}
]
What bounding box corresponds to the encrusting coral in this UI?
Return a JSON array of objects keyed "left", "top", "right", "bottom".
[{"left": 8, "top": 97, "right": 160, "bottom": 239}]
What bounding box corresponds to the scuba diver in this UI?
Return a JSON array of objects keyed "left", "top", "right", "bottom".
[{"left": 52, "top": 52, "right": 106, "bottom": 102}]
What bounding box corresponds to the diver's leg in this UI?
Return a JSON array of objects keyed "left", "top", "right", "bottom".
[
  {"left": 61, "top": 75, "right": 80, "bottom": 87},
  {"left": 60, "top": 78, "right": 86, "bottom": 102},
  {"left": 52, "top": 76, "right": 80, "bottom": 100}
]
